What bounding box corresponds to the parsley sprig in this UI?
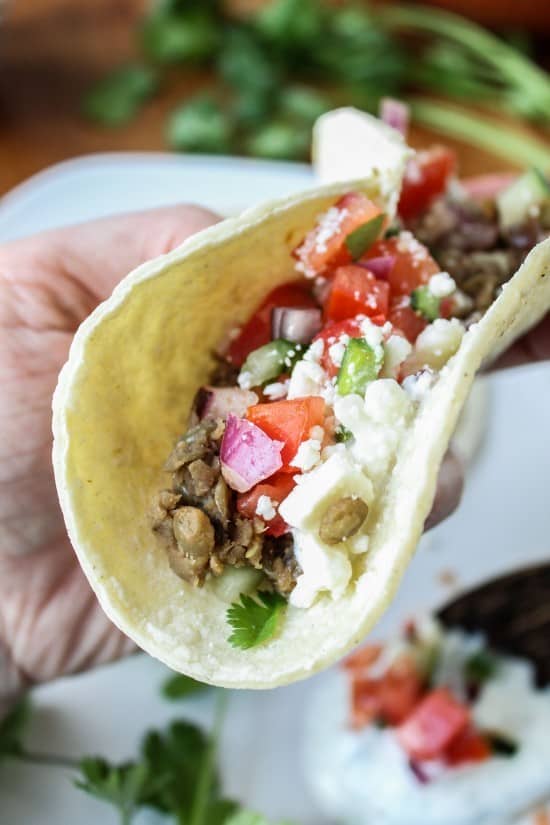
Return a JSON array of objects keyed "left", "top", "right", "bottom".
[{"left": 227, "top": 592, "right": 287, "bottom": 649}]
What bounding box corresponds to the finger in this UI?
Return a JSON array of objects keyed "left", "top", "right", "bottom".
[
  {"left": 425, "top": 450, "right": 464, "bottom": 531},
  {"left": 0, "top": 203, "right": 221, "bottom": 316}
]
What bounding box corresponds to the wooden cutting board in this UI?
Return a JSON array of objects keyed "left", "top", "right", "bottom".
[{"left": 0, "top": 0, "right": 547, "bottom": 195}]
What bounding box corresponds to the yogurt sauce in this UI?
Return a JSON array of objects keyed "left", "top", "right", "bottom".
[{"left": 304, "top": 632, "right": 550, "bottom": 825}]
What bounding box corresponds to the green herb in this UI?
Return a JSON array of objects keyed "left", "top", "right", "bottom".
[
  {"left": 465, "top": 650, "right": 499, "bottom": 685},
  {"left": 75, "top": 758, "right": 164, "bottom": 825},
  {"left": 162, "top": 672, "right": 210, "bottom": 700},
  {"left": 227, "top": 592, "right": 287, "bottom": 650},
  {"left": 411, "top": 285, "right": 440, "bottom": 322},
  {"left": 384, "top": 226, "right": 401, "bottom": 239},
  {"left": 0, "top": 698, "right": 31, "bottom": 761},
  {"left": 337, "top": 338, "right": 383, "bottom": 396},
  {"left": 335, "top": 425, "right": 353, "bottom": 443},
  {"left": 141, "top": 9, "right": 220, "bottom": 64},
  {"left": 168, "top": 95, "right": 232, "bottom": 153},
  {"left": 82, "top": 65, "right": 158, "bottom": 126},
  {"left": 245, "top": 120, "right": 311, "bottom": 162},
  {"left": 345, "top": 214, "right": 385, "bottom": 260},
  {"left": 226, "top": 812, "right": 299, "bottom": 825},
  {"left": 486, "top": 731, "right": 518, "bottom": 757}
]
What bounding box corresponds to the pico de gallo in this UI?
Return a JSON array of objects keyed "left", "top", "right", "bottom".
[
  {"left": 151, "top": 150, "right": 550, "bottom": 610},
  {"left": 305, "top": 619, "right": 550, "bottom": 825}
]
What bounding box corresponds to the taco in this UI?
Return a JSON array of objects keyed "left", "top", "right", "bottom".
[{"left": 52, "top": 113, "right": 550, "bottom": 688}]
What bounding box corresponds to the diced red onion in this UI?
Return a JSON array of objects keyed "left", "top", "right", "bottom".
[
  {"left": 408, "top": 759, "right": 430, "bottom": 785},
  {"left": 197, "top": 387, "right": 258, "bottom": 421},
  {"left": 271, "top": 307, "right": 323, "bottom": 344},
  {"left": 220, "top": 414, "right": 283, "bottom": 493},
  {"left": 380, "top": 98, "right": 410, "bottom": 138},
  {"left": 359, "top": 255, "right": 395, "bottom": 280}
]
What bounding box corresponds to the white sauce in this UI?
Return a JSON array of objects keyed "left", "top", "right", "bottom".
[{"left": 305, "top": 636, "right": 550, "bottom": 825}]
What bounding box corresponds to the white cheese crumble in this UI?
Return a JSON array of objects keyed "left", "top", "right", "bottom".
[
  {"left": 329, "top": 334, "right": 350, "bottom": 368},
  {"left": 402, "top": 368, "right": 437, "bottom": 403},
  {"left": 360, "top": 317, "right": 385, "bottom": 348},
  {"left": 287, "top": 360, "right": 327, "bottom": 399},
  {"left": 292, "top": 438, "right": 323, "bottom": 472},
  {"left": 263, "top": 380, "right": 289, "bottom": 400},
  {"left": 429, "top": 271, "right": 456, "bottom": 298},
  {"left": 304, "top": 338, "right": 324, "bottom": 363},
  {"left": 289, "top": 531, "right": 351, "bottom": 608},
  {"left": 381, "top": 334, "right": 412, "bottom": 379},
  {"left": 404, "top": 318, "right": 465, "bottom": 374},
  {"left": 237, "top": 370, "right": 253, "bottom": 390},
  {"left": 255, "top": 495, "right": 277, "bottom": 521},
  {"left": 315, "top": 207, "right": 348, "bottom": 254}
]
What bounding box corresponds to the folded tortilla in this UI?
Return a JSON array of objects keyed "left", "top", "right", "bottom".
[{"left": 52, "top": 171, "right": 550, "bottom": 688}]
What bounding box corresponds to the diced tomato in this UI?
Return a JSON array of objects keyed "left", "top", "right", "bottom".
[
  {"left": 364, "top": 236, "right": 440, "bottom": 297},
  {"left": 350, "top": 654, "right": 423, "bottom": 729},
  {"left": 388, "top": 297, "right": 427, "bottom": 343},
  {"left": 227, "top": 282, "right": 318, "bottom": 366},
  {"left": 445, "top": 726, "right": 491, "bottom": 766},
  {"left": 293, "top": 192, "right": 383, "bottom": 277},
  {"left": 398, "top": 146, "right": 457, "bottom": 222},
  {"left": 325, "top": 265, "right": 390, "bottom": 323},
  {"left": 397, "top": 688, "right": 470, "bottom": 761},
  {"left": 236, "top": 472, "right": 296, "bottom": 537},
  {"left": 246, "top": 396, "right": 325, "bottom": 471},
  {"left": 343, "top": 644, "right": 382, "bottom": 672}
]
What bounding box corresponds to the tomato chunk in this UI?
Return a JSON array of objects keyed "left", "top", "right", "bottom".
[
  {"left": 227, "top": 282, "right": 317, "bottom": 366},
  {"left": 398, "top": 146, "right": 456, "bottom": 222},
  {"left": 325, "top": 265, "right": 390, "bottom": 323},
  {"left": 364, "top": 236, "right": 440, "bottom": 297},
  {"left": 343, "top": 644, "right": 382, "bottom": 672},
  {"left": 397, "top": 688, "right": 470, "bottom": 760},
  {"left": 246, "top": 396, "right": 325, "bottom": 470},
  {"left": 351, "top": 655, "right": 423, "bottom": 729},
  {"left": 388, "top": 298, "right": 427, "bottom": 344},
  {"left": 293, "top": 192, "right": 383, "bottom": 277},
  {"left": 445, "top": 726, "right": 491, "bottom": 766},
  {"left": 237, "top": 472, "right": 296, "bottom": 537}
]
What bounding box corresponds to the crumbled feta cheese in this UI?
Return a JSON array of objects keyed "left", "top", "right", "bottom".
[
  {"left": 429, "top": 271, "right": 456, "bottom": 298},
  {"left": 304, "top": 338, "right": 324, "bottom": 363},
  {"left": 360, "top": 317, "right": 385, "bottom": 348},
  {"left": 309, "top": 425, "right": 325, "bottom": 441},
  {"left": 292, "top": 438, "right": 322, "bottom": 472},
  {"left": 263, "top": 380, "right": 289, "bottom": 400},
  {"left": 314, "top": 207, "right": 348, "bottom": 255},
  {"left": 287, "top": 360, "right": 326, "bottom": 399},
  {"left": 279, "top": 452, "right": 374, "bottom": 532},
  {"left": 381, "top": 334, "right": 412, "bottom": 379},
  {"left": 255, "top": 495, "right": 277, "bottom": 521},
  {"left": 289, "top": 531, "right": 351, "bottom": 608},
  {"left": 402, "top": 368, "right": 437, "bottom": 403},
  {"left": 329, "top": 334, "right": 349, "bottom": 368},
  {"left": 320, "top": 377, "right": 337, "bottom": 406},
  {"left": 363, "top": 379, "right": 413, "bottom": 426},
  {"left": 237, "top": 370, "right": 253, "bottom": 390},
  {"left": 405, "top": 318, "right": 465, "bottom": 372}
]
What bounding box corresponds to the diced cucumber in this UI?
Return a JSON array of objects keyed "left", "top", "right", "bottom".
[
  {"left": 240, "top": 339, "right": 304, "bottom": 386},
  {"left": 496, "top": 167, "right": 550, "bottom": 230},
  {"left": 345, "top": 213, "right": 385, "bottom": 260},
  {"left": 337, "top": 338, "right": 383, "bottom": 396},
  {"left": 411, "top": 285, "right": 440, "bottom": 321}
]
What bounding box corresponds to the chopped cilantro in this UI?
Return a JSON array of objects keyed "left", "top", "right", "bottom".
[
  {"left": 227, "top": 592, "right": 287, "bottom": 649},
  {"left": 384, "top": 225, "right": 401, "bottom": 238},
  {"left": 465, "top": 650, "right": 498, "bottom": 686},
  {"left": 335, "top": 425, "right": 353, "bottom": 443},
  {"left": 0, "top": 698, "right": 31, "bottom": 762},
  {"left": 82, "top": 65, "right": 158, "bottom": 127},
  {"left": 411, "top": 285, "right": 440, "bottom": 321},
  {"left": 75, "top": 758, "right": 164, "bottom": 825},
  {"left": 487, "top": 731, "right": 518, "bottom": 757},
  {"left": 345, "top": 214, "right": 385, "bottom": 260}
]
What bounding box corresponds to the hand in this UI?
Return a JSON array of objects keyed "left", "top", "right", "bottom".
[
  {"left": 425, "top": 316, "right": 550, "bottom": 529},
  {"left": 0, "top": 205, "right": 220, "bottom": 712}
]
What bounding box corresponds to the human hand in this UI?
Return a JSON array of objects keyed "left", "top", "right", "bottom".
[{"left": 0, "top": 205, "right": 220, "bottom": 714}]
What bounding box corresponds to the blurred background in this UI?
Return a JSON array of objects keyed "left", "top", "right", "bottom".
[{"left": 1, "top": 0, "right": 549, "bottom": 194}]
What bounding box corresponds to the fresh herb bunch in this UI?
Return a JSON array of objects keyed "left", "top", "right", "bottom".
[
  {"left": 83, "top": 0, "right": 550, "bottom": 165},
  {"left": 0, "top": 679, "right": 297, "bottom": 825}
]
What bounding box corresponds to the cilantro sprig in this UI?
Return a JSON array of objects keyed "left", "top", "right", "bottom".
[{"left": 227, "top": 592, "right": 287, "bottom": 650}]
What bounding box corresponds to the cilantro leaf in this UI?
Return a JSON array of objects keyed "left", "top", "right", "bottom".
[
  {"left": 82, "top": 65, "right": 158, "bottom": 126},
  {"left": 75, "top": 758, "right": 164, "bottom": 825},
  {"left": 162, "top": 672, "right": 210, "bottom": 700},
  {"left": 225, "top": 812, "right": 299, "bottom": 825},
  {"left": 168, "top": 95, "right": 232, "bottom": 153},
  {"left": 345, "top": 214, "right": 385, "bottom": 260},
  {"left": 0, "top": 698, "right": 31, "bottom": 761},
  {"left": 141, "top": 9, "right": 220, "bottom": 64},
  {"left": 227, "top": 592, "right": 287, "bottom": 649},
  {"left": 465, "top": 650, "right": 499, "bottom": 686}
]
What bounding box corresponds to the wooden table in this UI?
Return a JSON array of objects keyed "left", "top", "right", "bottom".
[{"left": 0, "top": 0, "right": 547, "bottom": 196}]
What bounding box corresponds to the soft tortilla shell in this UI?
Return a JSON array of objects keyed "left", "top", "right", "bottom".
[{"left": 52, "top": 179, "right": 550, "bottom": 688}]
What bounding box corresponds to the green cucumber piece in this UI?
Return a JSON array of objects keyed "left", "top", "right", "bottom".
[
  {"left": 411, "top": 285, "right": 440, "bottom": 321},
  {"left": 337, "top": 338, "right": 383, "bottom": 396},
  {"left": 496, "top": 167, "right": 550, "bottom": 230},
  {"left": 345, "top": 213, "right": 385, "bottom": 260},
  {"left": 240, "top": 339, "right": 304, "bottom": 386}
]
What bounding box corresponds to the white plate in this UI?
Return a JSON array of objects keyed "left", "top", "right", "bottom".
[{"left": 1, "top": 153, "right": 548, "bottom": 825}]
